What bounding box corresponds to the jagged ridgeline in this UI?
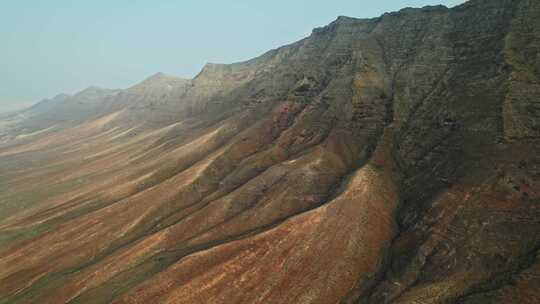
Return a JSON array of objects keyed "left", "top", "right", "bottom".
[{"left": 0, "top": 0, "right": 539, "bottom": 303}]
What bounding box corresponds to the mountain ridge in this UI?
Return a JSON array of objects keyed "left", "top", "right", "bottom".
[{"left": 0, "top": 0, "right": 538, "bottom": 303}]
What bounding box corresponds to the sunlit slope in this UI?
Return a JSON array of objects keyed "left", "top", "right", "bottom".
[{"left": 0, "top": 0, "right": 539, "bottom": 303}]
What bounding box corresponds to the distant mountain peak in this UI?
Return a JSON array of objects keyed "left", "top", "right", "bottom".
[
  {"left": 127, "top": 72, "right": 190, "bottom": 95},
  {"left": 52, "top": 93, "right": 70, "bottom": 100},
  {"left": 73, "top": 86, "right": 113, "bottom": 98},
  {"left": 145, "top": 72, "right": 169, "bottom": 81},
  {"left": 139, "top": 72, "right": 188, "bottom": 84},
  {"left": 82, "top": 85, "right": 106, "bottom": 92}
]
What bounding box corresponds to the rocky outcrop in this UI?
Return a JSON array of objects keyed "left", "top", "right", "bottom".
[{"left": 0, "top": 0, "right": 538, "bottom": 303}]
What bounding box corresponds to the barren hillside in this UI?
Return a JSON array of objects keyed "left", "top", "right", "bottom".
[{"left": 0, "top": 0, "right": 539, "bottom": 303}]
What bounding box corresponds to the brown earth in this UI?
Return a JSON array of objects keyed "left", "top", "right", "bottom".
[{"left": 0, "top": 0, "right": 539, "bottom": 303}]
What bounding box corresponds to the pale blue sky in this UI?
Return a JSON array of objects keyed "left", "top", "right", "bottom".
[{"left": 0, "top": 0, "right": 465, "bottom": 112}]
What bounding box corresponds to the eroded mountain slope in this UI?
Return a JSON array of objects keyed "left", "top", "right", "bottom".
[{"left": 0, "top": 0, "right": 539, "bottom": 303}]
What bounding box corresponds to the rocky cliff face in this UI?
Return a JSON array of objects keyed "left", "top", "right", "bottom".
[{"left": 0, "top": 0, "right": 539, "bottom": 303}]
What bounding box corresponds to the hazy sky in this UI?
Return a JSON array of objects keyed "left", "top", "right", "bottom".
[{"left": 0, "top": 0, "right": 465, "bottom": 112}]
